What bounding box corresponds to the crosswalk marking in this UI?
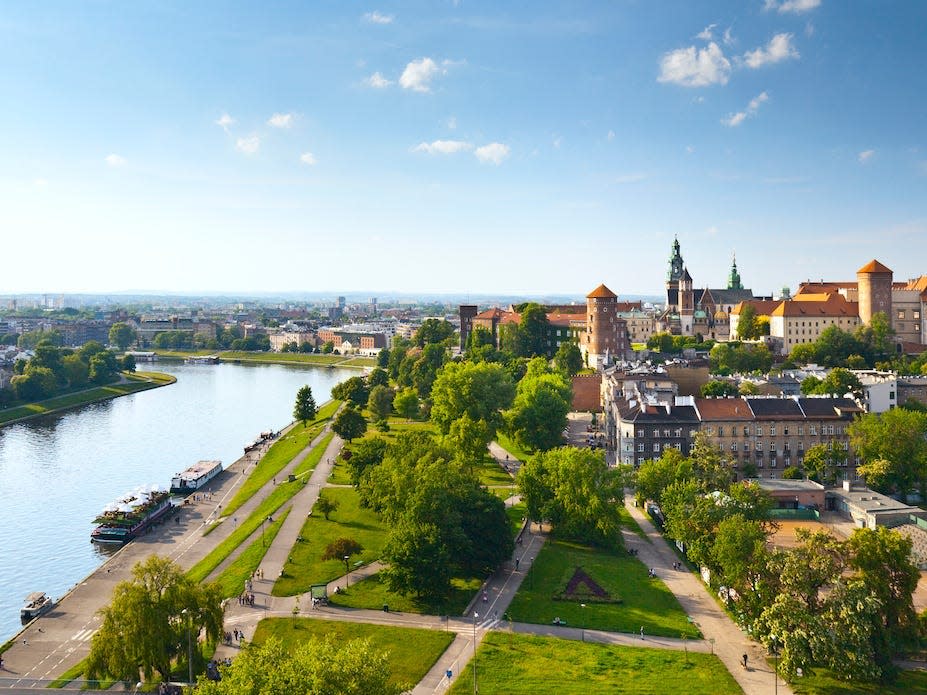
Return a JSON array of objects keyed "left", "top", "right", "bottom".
[{"left": 71, "top": 628, "right": 95, "bottom": 642}]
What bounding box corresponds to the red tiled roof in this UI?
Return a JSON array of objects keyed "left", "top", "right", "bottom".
[
  {"left": 771, "top": 294, "right": 858, "bottom": 317},
  {"left": 474, "top": 308, "right": 508, "bottom": 320},
  {"left": 694, "top": 397, "right": 754, "bottom": 420},
  {"left": 587, "top": 283, "right": 617, "bottom": 299},
  {"left": 857, "top": 259, "right": 893, "bottom": 274},
  {"left": 730, "top": 300, "right": 782, "bottom": 316}
]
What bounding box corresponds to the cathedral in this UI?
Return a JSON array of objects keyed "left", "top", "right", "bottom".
[{"left": 659, "top": 237, "right": 760, "bottom": 339}]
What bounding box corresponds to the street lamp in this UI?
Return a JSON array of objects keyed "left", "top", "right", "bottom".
[
  {"left": 580, "top": 603, "right": 586, "bottom": 642},
  {"left": 770, "top": 634, "right": 779, "bottom": 695},
  {"left": 181, "top": 608, "right": 193, "bottom": 687},
  {"left": 344, "top": 555, "right": 350, "bottom": 589},
  {"left": 472, "top": 612, "right": 479, "bottom": 695}
]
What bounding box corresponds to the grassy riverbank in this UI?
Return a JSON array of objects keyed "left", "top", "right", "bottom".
[
  {"left": 0, "top": 371, "right": 175, "bottom": 427},
  {"left": 154, "top": 350, "right": 376, "bottom": 369}
]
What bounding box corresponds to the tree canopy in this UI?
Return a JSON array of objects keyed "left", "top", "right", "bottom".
[
  {"left": 293, "top": 385, "right": 317, "bottom": 426},
  {"left": 332, "top": 406, "right": 367, "bottom": 442},
  {"left": 849, "top": 407, "right": 927, "bottom": 500},
  {"left": 505, "top": 360, "right": 572, "bottom": 452}
]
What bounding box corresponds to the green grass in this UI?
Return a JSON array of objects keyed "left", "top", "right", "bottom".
[
  {"left": 273, "top": 487, "right": 389, "bottom": 596},
  {"left": 506, "top": 502, "right": 527, "bottom": 537},
  {"left": 791, "top": 667, "right": 927, "bottom": 694},
  {"left": 154, "top": 349, "right": 369, "bottom": 368},
  {"left": 252, "top": 617, "right": 454, "bottom": 691},
  {"left": 211, "top": 509, "right": 290, "bottom": 597},
  {"left": 329, "top": 571, "right": 482, "bottom": 616},
  {"left": 46, "top": 659, "right": 87, "bottom": 688},
  {"left": 507, "top": 538, "right": 700, "bottom": 639},
  {"left": 494, "top": 432, "right": 533, "bottom": 463},
  {"left": 617, "top": 503, "right": 648, "bottom": 540},
  {"left": 475, "top": 455, "right": 515, "bottom": 487},
  {"left": 339, "top": 356, "right": 377, "bottom": 367},
  {"left": 0, "top": 372, "right": 175, "bottom": 425},
  {"left": 449, "top": 632, "right": 741, "bottom": 694},
  {"left": 327, "top": 460, "right": 353, "bottom": 485}
]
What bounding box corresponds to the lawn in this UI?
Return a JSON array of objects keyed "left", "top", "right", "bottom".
[
  {"left": 154, "top": 350, "right": 364, "bottom": 368},
  {"left": 494, "top": 432, "right": 533, "bottom": 463},
  {"left": 617, "top": 503, "right": 648, "bottom": 540},
  {"left": 449, "top": 632, "right": 741, "bottom": 694},
  {"left": 506, "top": 502, "right": 527, "bottom": 537},
  {"left": 329, "top": 571, "right": 482, "bottom": 616},
  {"left": 474, "top": 455, "right": 515, "bottom": 487},
  {"left": 273, "top": 487, "right": 388, "bottom": 596},
  {"left": 252, "top": 617, "right": 454, "bottom": 691},
  {"left": 210, "top": 509, "right": 290, "bottom": 597},
  {"left": 507, "top": 538, "right": 699, "bottom": 638},
  {"left": 790, "top": 667, "right": 927, "bottom": 694}
]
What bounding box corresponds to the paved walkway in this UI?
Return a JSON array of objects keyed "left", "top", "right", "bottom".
[{"left": 623, "top": 498, "right": 792, "bottom": 695}]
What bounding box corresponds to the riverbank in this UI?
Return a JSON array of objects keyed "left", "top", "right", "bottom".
[
  {"left": 0, "top": 371, "right": 176, "bottom": 428},
  {"left": 153, "top": 349, "right": 375, "bottom": 369}
]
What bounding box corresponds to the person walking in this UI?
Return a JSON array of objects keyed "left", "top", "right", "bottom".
[
  {"left": 639, "top": 626, "right": 644, "bottom": 640},
  {"left": 742, "top": 653, "right": 748, "bottom": 669}
]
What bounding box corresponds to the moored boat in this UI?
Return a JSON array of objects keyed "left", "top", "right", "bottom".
[
  {"left": 170, "top": 460, "right": 223, "bottom": 494},
  {"left": 91, "top": 486, "right": 174, "bottom": 544},
  {"left": 21, "top": 592, "right": 54, "bottom": 622}
]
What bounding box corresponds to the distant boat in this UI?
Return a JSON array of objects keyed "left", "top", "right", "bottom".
[
  {"left": 185, "top": 355, "right": 220, "bottom": 364},
  {"left": 170, "top": 460, "right": 223, "bottom": 494},
  {"left": 21, "top": 592, "right": 54, "bottom": 622},
  {"left": 91, "top": 486, "right": 174, "bottom": 544}
]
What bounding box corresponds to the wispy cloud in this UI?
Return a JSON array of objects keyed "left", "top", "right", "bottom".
[
  {"left": 743, "top": 33, "right": 799, "bottom": 68},
  {"left": 613, "top": 173, "right": 647, "bottom": 184},
  {"left": 765, "top": 0, "right": 821, "bottom": 14},
  {"left": 696, "top": 24, "right": 716, "bottom": 41},
  {"left": 215, "top": 113, "right": 235, "bottom": 133},
  {"left": 446, "top": 116, "right": 458, "bottom": 130},
  {"left": 412, "top": 140, "right": 473, "bottom": 155},
  {"left": 607, "top": 130, "right": 616, "bottom": 142},
  {"left": 105, "top": 154, "right": 127, "bottom": 167},
  {"left": 858, "top": 149, "right": 875, "bottom": 163},
  {"left": 658, "top": 42, "right": 731, "bottom": 87},
  {"left": 235, "top": 135, "right": 261, "bottom": 154},
  {"left": 267, "top": 113, "right": 294, "bottom": 129},
  {"left": 300, "top": 151, "right": 317, "bottom": 165},
  {"left": 364, "top": 72, "right": 392, "bottom": 89},
  {"left": 722, "top": 91, "right": 769, "bottom": 127},
  {"left": 400, "top": 57, "right": 445, "bottom": 92},
  {"left": 363, "top": 10, "right": 394, "bottom": 24},
  {"left": 474, "top": 143, "right": 510, "bottom": 165}
]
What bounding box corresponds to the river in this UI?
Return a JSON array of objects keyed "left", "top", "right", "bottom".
[{"left": 0, "top": 360, "right": 354, "bottom": 641}]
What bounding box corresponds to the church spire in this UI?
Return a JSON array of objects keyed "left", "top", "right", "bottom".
[
  {"left": 727, "top": 253, "right": 743, "bottom": 290},
  {"left": 667, "top": 236, "right": 684, "bottom": 282}
]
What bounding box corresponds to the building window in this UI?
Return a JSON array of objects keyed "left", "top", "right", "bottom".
[
  {"left": 755, "top": 442, "right": 763, "bottom": 451},
  {"left": 653, "top": 429, "right": 660, "bottom": 438},
  {"left": 637, "top": 442, "right": 645, "bottom": 452},
  {"left": 756, "top": 426, "right": 764, "bottom": 436},
  {"left": 898, "top": 310, "right": 906, "bottom": 320},
  {"left": 809, "top": 425, "right": 817, "bottom": 435},
  {"left": 653, "top": 443, "right": 660, "bottom": 452},
  {"left": 663, "top": 429, "right": 671, "bottom": 438},
  {"left": 743, "top": 426, "right": 750, "bottom": 436},
  {"left": 718, "top": 426, "right": 724, "bottom": 437},
  {"left": 798, "top": 426, "right": 804, "bottom": 436},
  {"left": 770, "top": 426, "right": 777, "bottom": 436},
  {"left": 731, "top": 442, "right": 738, "bottom": 451},
  {"left": 675, "top": 428, "right": 682, "bottom": 437}
]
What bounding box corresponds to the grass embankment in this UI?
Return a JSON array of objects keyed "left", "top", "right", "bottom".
[
  {"left": 449, "top": 632, "right": 742, "bottom": 695},
  {"left": 329, "top": 571, "right": 481, "bottom": 616},
  {"left": 494, "top": 432, "right": 533, "bottom": 463},
  {"left": 0, "top": 371, "right": 175, "bottom": 426},
  {"left": 219, "top": 401, "right": 340, "bottom": 518},
  {"left": 508, "top": 538, "right": 700, "bottom": 639},
  {"left": 253, "top": 618, "right": 454, "bottom": 691},
  {"left": 617, "top": 503, "right": 648, "bottom": 540},
  {"left": 506, "top": 502, "right": 527, "bottom": 537},
  {"left": 273, "top": 487, "right": 387, "bottom": 596},
  {"left": 211, "top": 509, "right": 290, "bottom": 597},
  {"left": 154, "top": 349, "right": 374, "bottom": 368},
  {"left": 187, "top": 434, "right": 333, "bottom": 583},
  {"left": 791, "top": 668, "right": 927, "bottom": 695}
]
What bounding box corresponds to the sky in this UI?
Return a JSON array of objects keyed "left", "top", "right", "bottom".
[{"left": 1, "top": 1, "right": 926, "bottom": 298}]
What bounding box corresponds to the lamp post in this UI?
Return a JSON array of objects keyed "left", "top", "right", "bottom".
[
  {"left": 580, "top": 603, "right": 586, "bottom": 642},
  {"left": 472, "top": 611, "right": 479, "bottom": 695},
  {"left": 181, "top": 609, "right": 192, "bottom": 687},
  {"left": 770, "top": 634, "right": 779, "bottom": 695},
  {"left": 344, "top": 555, "right": 350, "bottom": 589}
]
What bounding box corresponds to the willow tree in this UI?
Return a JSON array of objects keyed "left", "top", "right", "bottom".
[{"left": 85, "top": 555, "right": 223, "bottom": 686}]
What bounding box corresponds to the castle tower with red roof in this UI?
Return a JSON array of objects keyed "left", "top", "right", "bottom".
[
  {"left": 583, "top": 283, "right": 626, "bottom": 368},
  {"left": 857, "top": 259, "right": 893, "bottom": 325}
]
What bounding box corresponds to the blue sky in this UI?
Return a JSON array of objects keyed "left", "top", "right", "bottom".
[{"left": 1, "top": 1, "right": 925, "bottom": 297}]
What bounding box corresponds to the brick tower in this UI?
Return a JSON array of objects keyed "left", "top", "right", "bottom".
[
  {"left": 584, "top": 283, "right": 622, "bottom": 368},
  {"left": 857, "top": 259, "right": 893, "bottom": 325}
]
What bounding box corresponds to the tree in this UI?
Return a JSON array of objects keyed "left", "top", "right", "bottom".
[
  {"left": 120, "top": 354, "right": 136, "bottom": 372},
  {"left": 393, "top": 387, "right": 420, "bottom": 421},
  {"left": 381, "top": 521, "right": 452, "bottom": 601},
  {"left": 736, "top": 304, "right": 760, "bottom": 340},
  {"left": 553, "top": 340, "right": 583, "bottom": 376},
  {"left": 700, "top": 380, "right": 739, "bottom": 398},
  {"left": 712, "top": 514, "right": 772, "bottom": 607},
  {"left": 367, "top": 367, "right": 389, "bottom": 388},
  {"left": 315, "top": 494, "right": 340, "bottom": 520},
  {"left": 815, "top": 368, "right": 864, "bottom": 399},
  {"left": 445, "top": 413, "right": 492, "bottom": 470},
  {"left": 376, "top": 348, "right": 390, "bottom": 368},
  {"left": 430, "top": 361, "right": 514, "bottom": 438},
  {"left": 634, "top": 448, "right": 692, "bottom": 505},
  {"left": 331, "top": 376, "right": 369, "bottom": 406},
  {"left": 11, "top": 366, "right": 56, "bottom": 401},
  {"left": 89, "top": 350, "right": 120, "bottom": 384},
  {"left": 293, "top": 385, "right": 317, "bottom": 426},
  {"left": 345, "top": 437, "right": 388, "bottom": 487},
  {"left": 321, "top": 537, "right": 363, "bottom": 563},
  {"left": 195, "top": 636, "right": 403, "bottom": 695},
  {"left": 802, "top": 441, "right": 846, "bottom": 486},
  {"left": 61, "top": 353, "right": 90, "bottom": 387},
  {"left": 85, "top": 555, "right": 223, "bottom": 685},
  {"left": 109, "top": 322, "right": 137, "bottom": 350},
  {"left": 414, "top": 319, "right": 455, "bottom": 347},
  {"left": 849, "top": 408, "right": 927, "bottom": 499},
  {"left": 332, "top": 406, "right": 367, "bottom": 442},
  {"left": 321, "top": 340, "right": 335, "bottom": 354},
  {"left": 781, "top": 465, "right": 803, "bottom": 480},
  {"left": 739, "top": 381, "right": 760, "bottom": 395},
  {"left": 514, "top": 303, "right": 551, "bottom": 357},
  {"left": 505, "top": 368, "right": 572, "bottom": 452},
  {"left": 367, "top": 384, "right": 393, "bottom": 422}
]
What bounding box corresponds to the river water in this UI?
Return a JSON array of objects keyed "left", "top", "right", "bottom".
[{"left": 0, "top": 360, "right": 353, "bottom": 641}]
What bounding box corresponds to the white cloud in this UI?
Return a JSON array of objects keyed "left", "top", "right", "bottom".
[
  {"left": 235, "top": 135, "right": 261, "bottom": 154},
  {"left": 722, "top": 91, "right": 769, "bottom": 127},
  {"left": 474, "top": 143, "right": 510, "bottom": 165},
  {"left": 363, "top": 11, "right": 394, "bottom": 24},
  {"left": 400, "top": 57, "right": 444, "bottom": 92},
  {"left": 707, "top": 225, "right": 719, "bottom": 236},
  {"left": 105, "top": 154, "right": 127, "bottom": 167},
  {"left": 657, "top": 42, "right": 731, "bottom": 87},
  {"left": 723, "top": 27, "right": 735, "bottom": 46},
  {"left": 364, "top": 72, "right": 392, "bottom": 88},
  {"left": 607, "top": 130, "right": 615, "bottom": 141},
  {"left": 552, "top": 136, "right": 562, "bottom": 149},
  {"left": 858, "top": 149, "right": 875, "bottom": 163},
  {"left": 267, "top": 113, "right": 294, "bottom": 129},
  {"left": 215, "top": 113, "right": 235, "bottom": 133},
  {"left": 300, "top": 151, "right": 317, "bottom": 165},
  {"left": 765, "top": 0, "right": 821, "bottom": 14},
  {"left": 412, "top": 140, "right": 473, "bottom": 155},
  {"left": 686, "top": 145, "right": 695, "bottom": 154},
  {"left": 743, "top": 33, "right": 799, "bottom": 68},
  {"left": 446, "top": 116, "right": 457, "bottom": 130},
  {"left": 696, "top": 24, "right": 716, "bottom": 41}
]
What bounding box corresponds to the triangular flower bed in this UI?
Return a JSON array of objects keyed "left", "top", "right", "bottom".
[{"left": 553, "top": 566, "right": 622, "bottom": 604}]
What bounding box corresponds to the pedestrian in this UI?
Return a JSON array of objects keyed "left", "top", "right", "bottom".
[
  {"left": 515, "top": 558, "right": 520, "bottom": 570},
  {"left": 640, "top": 626, "right": 644, "bottom": 640},
  {"left": 742, "top": 653, "right": 748, "bottom": 669},
  {"left": 482, "top": 591, "right": 488, "bottom": 603}
]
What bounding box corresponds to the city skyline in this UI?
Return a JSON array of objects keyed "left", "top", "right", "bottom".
[{"left": 1, "top": 1, "right": 925, "bottom": 295}]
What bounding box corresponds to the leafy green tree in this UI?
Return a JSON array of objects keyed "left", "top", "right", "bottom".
[
  {"left": 736, "top": 304, "right": 760, "bottom": 340},
  {"left": 367, "top": 384, "right": 393, "bottom": 422},
  {"left": 505, "top": 368, "right": 572, "bottom": 452},
  {"left": 849, "top": 408, "right": 927, "bottom": 499},
  {"left": 345, "top": 437, "right": 389, "bottom": 487},
  {"left": 802, "top": 441, "right": 846, "bottom": 486},
  {"left": 321, "top": 537, "right": 363, "bottom": 563},
  {"left": 511, "top": 303, "right": 551, "bottom": 357},
  {"left": 11, "top": 366, "right": 56, "bottom": 401},
  {"left": 376, "top": 348, "right": 390, "bottom": 368},
  {"left": 634, "top": 448, "right": 692, "bottom": 505},
  {"left": 120, "top": 354, "right": 136, "bottom": 372},
  {"left": 89, "top": 350, "right": 120, "bottom": 384},
  {"left": 700, "top": 380, "right": 739, "bottom": 398},
  {"left": 800, "top": 375, "right": 822, "bottom": 395},
  {"left": 646, "top": 332, "right": 676, "bottom": 353},
  {"left": 709, "top": 342, "right": 773, "bottom": 374},
  {"left": 17, "top": 328, "right": 62, "bottom": 349},
  {"left": 712, "top": 514, "right": 772, "bottom": 606},
  {"left": 331, "top": 376, "right": 369, "bottom": 406},
  {"left": 381, "top": 520, "right": 452, "bottom": 601},
  {"left": 816, "top": 368, "right": 863, "bottom": 399},
  {"left": 61, "top": 353, "right": 90, "bottom": 387},
  {"left": 195, "top": 636, "right": 403, "bottom": 695},
  {"left": 85, "top": 555, "right": 223, "bottom": 685},
  {"left": 392, "top": 387, "right": 420, "bottom": 421},
  {"left": 367, "top": 367, "right": 389, "bottom": 388},
  {"left": 293, "top": 385, "right": 318, "bottom": 426},
  {"left": 553, "top": 340, "right": 583, "bottom": 376},
  {"left": 109, "top": 322, "right": 137, "bottom": 350},
  {"left": 315, "top": 494, "right": 339, "bottom": 520},
  {"left": 739, "top": 381, "right": 760, "bottom": 395},
  {"left": 445, "top": 413, "right": 492, "bottom": 469},
  {"left": 414, "top": 318, "right": 455, "bottom": 347},
  {"left": 430, "top": 361, "right": 514, "bottom": 438},
  {"left": 781, "top": 465, "right": 803, "bottom": 480},
  {"left": 332, "top": 406, "right": 367, "bottom": 442}
]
